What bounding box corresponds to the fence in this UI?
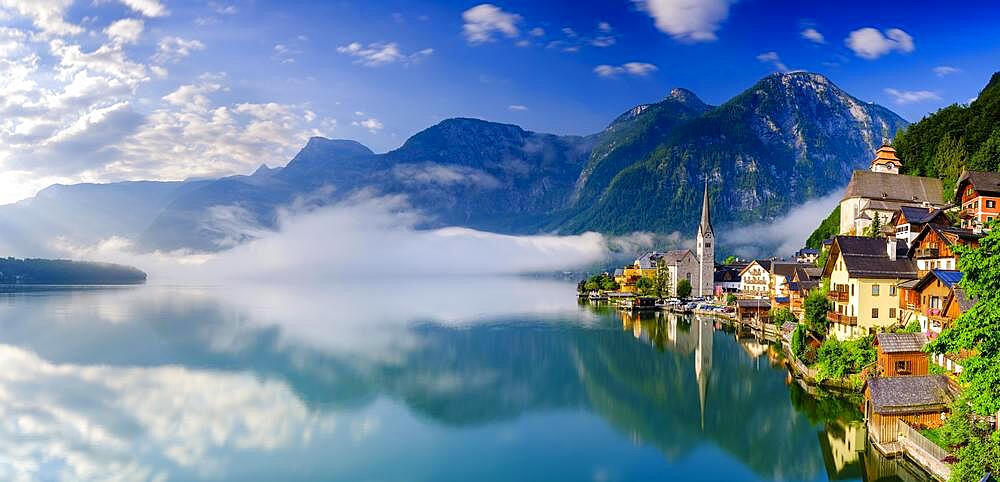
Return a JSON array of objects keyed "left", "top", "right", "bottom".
[{"left": 897, "top": 419, "right": 950, "bottom": 463}]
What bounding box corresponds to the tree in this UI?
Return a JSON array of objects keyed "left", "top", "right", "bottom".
[
  {"left": 584, "top": 279, "right": 600, "bottom": 292},
  {"left": 726, "top": 294, "right": 737, "bottom": 306},
  {"left": 601, "top": 278, "right": 619, "bottom": 291},
  {"left": 771, "top": 307, "right": 796, "bottom": 328},
  {"left": 651, "top": 259, "right": 671, "bottom": 299},
  {"left": 577, "top": 280, "right": 587, "bottom": 293},
  {"left": 636, "top": 276, "right": 654, "bottom": 296},
  {"left": 806, "top": 205, "right": 841, "bottom": 249},
  {"left": 676, "top": 279, "right": 692, "bottom": 299},
  {"left": 815, "top": 249, "right": 829, "bottom": 269},
  {"left": 723, "top": 255, "right": 738, "bottom": 265},
  {"left": 928, "top": 221, "right": 1000, "bottom": 481},
  {"left": 969, "top": 128, "right": 1000, "bottom": 172},
  {"left": 802, "top": 288, "right": 831, "bottom": 336},
  {"left": 862, "top": 212, "right": 883, "bottom": 238},
  {"left": 902, "top": 320, "right": 921, "bottom": 333}
]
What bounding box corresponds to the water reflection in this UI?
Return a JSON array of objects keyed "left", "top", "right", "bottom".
[{"left": 0, "top": 281, "right": 924, "bottom": 481}]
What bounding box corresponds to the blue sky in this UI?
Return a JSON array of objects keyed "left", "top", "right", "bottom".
[{"left": 0, "top": 0, "right": 998, "bottom": 203}]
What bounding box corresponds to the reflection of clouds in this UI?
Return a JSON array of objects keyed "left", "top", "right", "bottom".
[{"left": 0, "top": 344, "right": 335, "bottom": 481}]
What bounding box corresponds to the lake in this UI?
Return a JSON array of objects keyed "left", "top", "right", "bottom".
[{"left": 0, "top": 279, "right": 930, "bottom": 481}]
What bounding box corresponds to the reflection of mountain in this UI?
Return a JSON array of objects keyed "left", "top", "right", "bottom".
[{"left": 0, "top": 286, "right": 916, "bottom": 481}]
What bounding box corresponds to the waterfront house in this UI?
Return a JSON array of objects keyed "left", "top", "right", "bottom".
[
  {"left": 839, "top": 145, "right": 945, "bottom": 235},
  {"left": 956, "top": 170, "right": 1000, "bottom": 230},
  {"left": 906, "top": 223, "right": 982, "bottom": 275},
  {"left": 788, "top": 267, "right": 821, "bottom": 316},
  {"left": 739, "top": 260, "right": 772, "bottom": 299},
  {"left": 714, "top": 263, "right": 745, "bottom": 301},
  {"left": 736, "top": 299, "right": 771, "bottom": 327},
  {"left": 874, "top": 333, "right": 928, "bottom": 377},
  {"left": 863, "top": 375, "right": 956, "bottom": 446},
  {"left": 823, "top": 236, "right": 917, "bottom": 339},
  {"left": 891, "top": 205, "right": 950, "bottom": 248},
  {"left": 898, "top": 269, "right": 964, "bottom": 335}
]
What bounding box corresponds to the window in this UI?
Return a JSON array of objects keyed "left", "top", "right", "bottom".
[
  {"left": 889, "top": 308, "right": 897, "bottom": 318},
  {"left": 989, "top": 200, "right": 996, "bottom": 209},
  {"left": 872, "top": 284, "right": 880, "bottom": 296},
  {"left": 851, "top": 284, "right": 855, "bottom": 296},
  {"left": 889, "top": 285, "right": 897, "bottom": 296},
  {"left": 704, "top": 242, "right": 711, "bottom": 248},
  {"left": 872, "top": 308, "right": 879, "bottom": 319},
  {"left": 895, "top": 360, "right": 912, "bottom": 375}
]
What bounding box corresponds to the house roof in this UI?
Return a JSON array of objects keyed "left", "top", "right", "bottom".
[
  {"left": 952, "top": 287, "right": 977, "bottom": 313},
  {"left": 896, "top": 205, "right": 950, "bottom": 226},
  {"left": 635, "top": 250, "right": 693, "bottom": 269},
  {"left": 906, "top": 224, "right": 984, "bottom": 258},
  {"left": 843, "top": 170, "right": 944, "bottom": 205},
  {"left": 957, "top": 170, "right": 1000, "bottom": 200},
  {"left": 875, "top": 333, "right": 928, "bottom": 353},
  {"left": 739, "top": 259, "right": 772, "bottom": 276},
  {"left": 865, "top": 375, "right": 956, "bottom": 415},
  {"left": 613, "top": 268, "right": 624, "bottom": 276},
  {"left": 914, "top": 269, "right": 963, "bottom": 291},
  {"left": 826, "top": 236, "right": 918, "bottom": 279},
  {"left": 796, "top": 248, "right": 819, "bottom": 255},
  {"left": 736, "top": 299, "right": 771, "bottom": 310},
  {"left": 771, "top": 262, "right": 807, "bottom": 278}
]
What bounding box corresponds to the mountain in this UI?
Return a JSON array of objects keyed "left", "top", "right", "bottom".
[
  {"left": 559, "top": 72, "right": 908, "bottom": 235},
  {"left": 4, "top": 72, "right": 910, "bottom": 254},
  {"left": 138, "top": 118, "right": 593, "bottom": 251},
  {"left": 892, "top": 71, "right": 1000, "bottom": 194},
  {"left": 0, "top": 258, "right": 146, "bottom": 285}
]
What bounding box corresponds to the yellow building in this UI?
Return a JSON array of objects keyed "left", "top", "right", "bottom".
[{"left": 822, "top": 236, "right": 917, "bottom": 339}]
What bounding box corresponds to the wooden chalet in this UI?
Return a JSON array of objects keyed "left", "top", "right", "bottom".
[
  {"left": 898, "top": 269, "right": 969, "bottom": 335},
  {"left": 956, "top": 170, "right": 1000, "bottom": 230},
  {"left": 906, "top": 223, "right": 983, "bottom": 275},
  {"left": 874, "top": 333, "right": 928, "bottom": 377},
  {"left": 891, "top": 204, "right": 950, "bottom": 248},
  {"left": 863, "top": 375, "right": 957, "bottom": 445}
]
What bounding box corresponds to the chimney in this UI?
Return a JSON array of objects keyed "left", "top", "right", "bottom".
[{"left": 887, "top": 237, "right": 897, "bottom": 261}]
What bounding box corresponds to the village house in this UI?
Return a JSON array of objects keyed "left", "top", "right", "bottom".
[
  {"left": 891, "top": 205, "right": 950, "bottom": 248},
  {"left": 874, "top": 333, "right": 929, "bottom": 377},
  {"left": 769, "top": 262, "right": 815, "bottom": 309},
  {"left": 839, "top": 145, "right": 945, "bottom": 235},
  {"left": 739, "top": 259, "right": 772, "bottom": 299},
  {"left": 905, "top": 223, "right": 982, "bottom": 275},
  {"left": 823, "top": 236, "right": 917, "bottom": 339},
  {"left": 714, "top": 263, "right": 745, "bottom": 300},
  {"left": 863, "top": 375, "right": 957, "bottom": 447},
  {"left": 788, "top": 266, "right": 821, "bottom": 315},
  {"left": 795, "top": 247, "right": 819, "bottom": 264},
  {"left": 898, "top": 269, "right": 966, "bottom": 335},
  {"left": 955, "top": 170, "right": 1000, "bottom": 230},
  {"left": 736, "top": 299, "right": 771, "bottom": 327}
]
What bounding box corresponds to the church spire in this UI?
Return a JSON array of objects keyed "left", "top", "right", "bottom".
[{"left": 699, "top": 181, "right": 713, "bottom": 235}]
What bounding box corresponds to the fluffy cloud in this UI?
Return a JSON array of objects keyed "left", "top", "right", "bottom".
[
  {"left": 116, "top": 0, "right": 168, "bottom": 17},
  {"left": 507, "top": 104, "right": 527, "bottom": 111},
  {"left": 756, "top": 51, "right": 789, "bottom": 72},
  {"left": 593, "top": 62, "right": 658, "bottom": 78},
  {"left": 336, "top": 42, "right": 433, "bottom": 67},
  {"left": 391, "top": 163, "right": 501, "bottom": 189},
  {"left": 801, "top": 28, "right": 825, "bottom": 44},
  {"left": 104, "top": 18, "right": 144, "bottom": 44},
  {"left": 633, "top": 0, "right": 735, "bottom": 42},
  {"left": 884, "top": 88, "right": 940, "bottom": 104},
  {"left": 352, "top": 117, "right": 384, "bottom": 133},
  {"left": 153, "top": 36, "right": 205, "bottom": 64},
  {"left": 933, "top": 65, "right": 959, "bottom": 77},
  {"left": 845, "top": 27, "right": 914, "bottom": 59},
  {"left": 0, "top": 0, "right": 82, "bottom": 36},
  {"left": 462, "top": 4, "right": 521, "bottom": 44}
]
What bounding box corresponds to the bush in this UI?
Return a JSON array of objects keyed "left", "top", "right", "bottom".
[
  {"left": 902, "top": 320, "right": 921, "bottom": 333},
  {"left": 676, "top": 279, "right": 692, "bottom": 299},
  {"left": 792, "top": 324, "right": 807, "bottom": 359},
  {"left": 802, "top": 344, "right": 819, "bottom": 365},
  {"left": 771, "top": 307, "right": 796, "bottom": 327},
  {"left": 815, "top": 336, "right": 876, "bottom": 381},
  {"left": 803, "top": 289, "right": 831, "bottom": 335},
  {"left": 725, "top": 294, "right": 737, "bottom": 306}
]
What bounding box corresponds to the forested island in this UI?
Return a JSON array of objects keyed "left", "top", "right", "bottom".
[{"left": 0, "top": 257, "right": 146, "bottom": 285}]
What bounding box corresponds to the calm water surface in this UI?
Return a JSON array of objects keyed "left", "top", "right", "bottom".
[{"left": 0, "top": 280, "right": 929, "bottom": 481}]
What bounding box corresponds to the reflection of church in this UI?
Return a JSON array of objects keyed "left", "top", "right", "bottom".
[{"left": 694, "top": 315, "right": 713, "bottom": 430}]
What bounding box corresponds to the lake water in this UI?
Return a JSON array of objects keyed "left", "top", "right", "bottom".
[{"left": 0, "top": 280, "right": 930, "bottom": 481}]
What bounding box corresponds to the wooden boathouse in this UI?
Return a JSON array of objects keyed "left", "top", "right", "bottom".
[
  {"left": 863, "top": 374, "right": 957, "bottom": 446},
  {"left": 874, "top": 333, "right": 929, "bottom": 377}
]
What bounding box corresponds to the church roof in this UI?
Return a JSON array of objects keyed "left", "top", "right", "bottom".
[
  {"left": 843, "top": 170, "right": 944, "bottom": 205},
  {"left": 699, "top": 181, "right": 713, "bottom": 235},
  {"left": 870, "top": 145, "right": 902, "bottom": 167}
]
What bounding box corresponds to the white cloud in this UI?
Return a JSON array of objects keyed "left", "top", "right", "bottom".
[
  {"left": 336, "top": 42, "right": 432, "bottom": 67},
  {"left": 153, "top": 36, "right": 205, "bottom": 64},
  {"left": 845, "top": 27, "right": 914, "bottom": 59},
  {"left": 756, "top": 51, "right": 789, "bottom": 73},
  {"left": 593, "top": 62, "right": 658, "bottom": 78},
  {"left": 462, "top": 4, "right": 521, "bottom": 44},
  {"left": 391, "top": 163, "right": 501, "bottom": 189},
  {"left": 598, "top": 21, "right": 612, "bottom": 33},
  {"left": 507, "top": 104, "right": 527, "bottom": 111},
  {"left": 722, "top": 190, "right": 844, "bottom": 257},
  {"left": 633, "top": 0, "right": 735, "bottom": 42},
  {"left": 528, "top": 27, "right": 544, "bottom": 37},
  {"left": 801, "top": 28, "right": 825, "bottom": 44},
  {"left": 352, "top": 117, "right": 384, "bottom": 133},
  {"left": 883, "top": 87, "right": 940, "bottom": 104},
  {"left": 0, "top": 0, "right": 83, "bottom": 36},
  {"left": 933, "top": 65, "right": 959, "bottom": 77},
  {"left": 104, "top": 18, "right": 144, "bottom": 45},
  {"left": 117, "top": 0, "right": 168, "bottom": 17}
]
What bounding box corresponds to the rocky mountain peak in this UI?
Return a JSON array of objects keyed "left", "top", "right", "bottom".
[{"left": 667, "top": 87, "right": 706, "bottom": 108}]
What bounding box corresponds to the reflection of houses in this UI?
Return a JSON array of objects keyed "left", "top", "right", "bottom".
[
  {"left": 739, "top": 260, "right": 772, "bottom": 299},
  {"left": 694, "top": 316, "right": 713, "bottom": 430},
  {"left": 839, "top": 145, "right": 945, "bottom": 235},
  {"left": 824, "top": 236, "right": 916, "bottom": 339},
  {"left": 956, "top": 169, "right": 1000, "bottom": 230},
  {"left": 863, "top": 375, "right": 956, "bottom": 446},
  {"left": 818, "top": 420, "right": 864, "bottom": 480},
  {"left": 875, "top": 333, "right": 928, "bottom": 377}
]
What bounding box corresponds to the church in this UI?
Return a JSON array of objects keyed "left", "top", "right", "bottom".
[{"left": 615, "top": 182, "right": 715, "bottom": 298}]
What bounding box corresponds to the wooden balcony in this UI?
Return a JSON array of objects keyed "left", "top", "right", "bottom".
[
  {"left": 960, "top": 207, "right": 976, "bottom": 219},
  {"left": 827, "top": 311, "right": 858, "bottom": 326},
  {"left": 828, "top": 290, "right": 849, "bottom": 302},
  {"left": 914, "top": 248, "right": 940, "bottom": 259}
]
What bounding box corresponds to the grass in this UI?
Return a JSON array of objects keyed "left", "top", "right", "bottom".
[{"left": 920, "top": 427, "right": 949, "bottom": 450}]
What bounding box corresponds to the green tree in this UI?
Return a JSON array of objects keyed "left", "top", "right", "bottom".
[
  {"left": 806, "top": 205, "right": 841, "bottom": 249},
  {"left": 928, "top": 221, "right": 1000, "bottom": 481},
  {"left": 815, "top": 249, "right": 829, "bottom": 269},
  {"left": 723, "top": 255, "right": 738, "bottom": 265},
  {"left": 650, "top": 259, "right": 671, "bottom": 299},
  {"left": 802, "top": 289, "right": 831, "bottom": 336},
  {"left": 584, "top": 279, "right": 600, "bottom": 292},
  {"left": 725, "top": 293, "right": 737, "bottom": 306},
  {"left": 968, "top": 127, "right": 1000, "bottom": 172},
  {"left": 862, "top": 212, "right": 883, "bottom": 237},
  {"left": 676, "top": 279, "right": 692, "bottom": 299},
  {"left": 902, "top": 320, "right": 921, "bottom": 333},
  {"left": 636, "top": 276, "right": 654, "bottom": 296},
  {"left": 771, "top": 307, "right": 796, "bottom": 328},
  {"left": 601, "top": 278, "right": 619, "bottom": 291}
]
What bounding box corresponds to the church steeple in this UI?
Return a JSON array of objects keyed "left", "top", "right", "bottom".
[{"left": 699, "top": 181, "right": 713, "bottom": 237}]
